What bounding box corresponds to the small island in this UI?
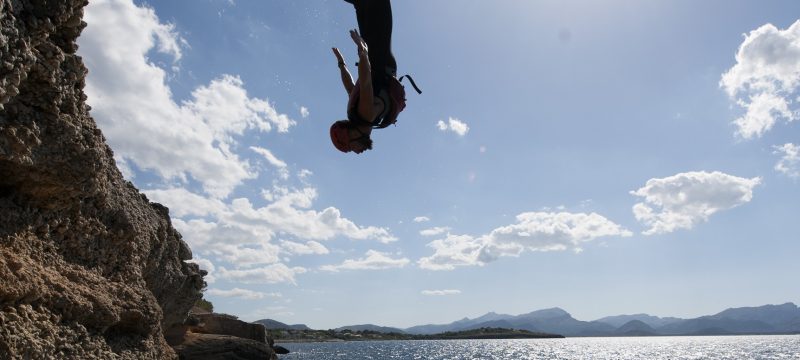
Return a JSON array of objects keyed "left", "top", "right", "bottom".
[{"left": 270, "top": 327, "right": 564, "bottom": 343}]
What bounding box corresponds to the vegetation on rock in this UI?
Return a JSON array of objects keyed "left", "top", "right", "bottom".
[{"left": 195, "top": 297, "right": 214, "bottom": 313}]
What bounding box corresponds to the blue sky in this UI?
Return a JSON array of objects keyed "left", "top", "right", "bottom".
[{"left": 77, "top": 0, "right": 800, "bottom": 329}]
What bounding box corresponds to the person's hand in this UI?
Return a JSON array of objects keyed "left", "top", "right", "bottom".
[
  {"left": 349, "top": 29, "right": 368, "bottom": 59},
  {"left": 332, "top": 47, "right": 345, "bottom": 66}
]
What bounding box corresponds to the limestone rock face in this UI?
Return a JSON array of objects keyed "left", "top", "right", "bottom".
[
  {"left": 173, "top": 333, "right": 276, "bottom": 360},
  {"left": 167, "top": 312, "right": 280, "bottom": 359},
  {"left": 191, "top": 314, "right": 269, "bottom": 344},
  {"left": 0, "top": 0, "right": 205, "bottom": 358}
]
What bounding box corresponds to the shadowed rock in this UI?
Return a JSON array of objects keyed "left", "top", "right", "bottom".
[
  {"left": 173, "top": 333, "right": 274, "bottom": 360},
  {"left": 192, "top": 313, "right": 268, "bottom": 344},
  {"left": 0, "top": 0, "right": 206, "bottom": 358}
]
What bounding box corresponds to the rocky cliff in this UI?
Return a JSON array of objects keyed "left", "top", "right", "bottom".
[
  {"left": 170, "top": 312, "right": 279, "bottom": 359},
  {"left": 0, "top": 0, "right": 208, "bottom": 358}
]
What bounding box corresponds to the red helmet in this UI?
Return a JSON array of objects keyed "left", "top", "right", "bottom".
[{"left": 330, "top": 120, "right": 352, "bottom": 153}]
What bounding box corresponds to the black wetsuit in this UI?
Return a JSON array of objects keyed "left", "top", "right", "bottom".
[{"left": 351, "top": 0, "right": 397, "bottom": 97}]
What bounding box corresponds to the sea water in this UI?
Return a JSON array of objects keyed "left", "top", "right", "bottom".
[{"left": 279, "top": 335, "right": 800, "bottom": 359}]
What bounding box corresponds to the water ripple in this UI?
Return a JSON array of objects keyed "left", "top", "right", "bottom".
[{"left": 280, "top": 335, "right": 800, "bottom": 360}]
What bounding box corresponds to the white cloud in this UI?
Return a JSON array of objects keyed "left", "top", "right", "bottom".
[
  {"left": 260, "top": 186, "right": 285, "bottom": 202},
  {"left": 116, "top": 158, "right": 137, "bottom": 180},
  {"left": 300, "top": 106, "right": 310, "bottom": 118},
  {"left": 79, "top": 0, "right": 296, "bottom": 198},
  {"left": 298, "top": 169, "right": 313, "bottom": 181},
  {"left": 631, "top": 171, "right": 761, "bottom": 235},
  {"left": 218, "top": 264, "right": 307, "bottom": 285},
  {"left": 486, "top": 212, "right": 631, "bottom": 252},
  {"left": 774, "top": 143, "right": 800, "bottom": 178},
  {"left": 206, "top": 288, "right": 282, "bottom": 300},
  {"left": 320, "top": 250, "right": 410, "bottom": 272},
  {"left": 173, "top": 218, "right": 281, "bottom": 267},
  {"left": 250, "top": 146, "right": 287, "bottom": 169},
  {"left": 280, "top": 240, "right": 330, "bottom": 255},
  {"left": 421, "top": 289, "right": 461, "bottom": 296},
  {"left": 418, "top": 212, "right": 631, "bottom": 271},
  {"left": 156, "top": 186, "right": 394, "bottom": 268},
  {"left": 145, "top": 188, "right": 227, "bottom": 218},
  {"left": 413, "top": 216, "right": 430, "bottom": 223},
  {"left": 250, "top": 146, "right": 289, "bottom": 179},
  {"left": 160, "top": 186, "right": 393, "bottom": 241},
  {"left": 720, "top": 20, "right": 800, "bottom": 139},
  {"left": 420, "top": 226, "right": 450, "bottom": 237},
  {"left": 437, "top": 117, "right": 470, "bottom": 136},
  {"left": 418, "top": 234, "right": 486, "bottom": 271},
  {"left": 219, "top": 190, "right": 396, "bottom": 243},
  {"left": 732, "top": 93, "right": 793, "bottom": 139}
]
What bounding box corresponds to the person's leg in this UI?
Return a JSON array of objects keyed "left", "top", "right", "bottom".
[{"left": 353, "top": 0, "right": 396, "bottom": 93}]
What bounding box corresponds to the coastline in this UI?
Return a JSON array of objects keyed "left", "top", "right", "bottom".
[
  {"left": 269, "top": 327, "right": 564, "bottom": 344},
  {"left": 272, "top": 331, "right": 800, "bottom": 345}
]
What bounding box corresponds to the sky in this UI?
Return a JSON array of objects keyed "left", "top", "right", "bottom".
[{"left": 76, "top": 0, "right": 800, "bottom": 329}]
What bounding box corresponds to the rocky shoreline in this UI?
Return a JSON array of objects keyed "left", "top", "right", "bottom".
[{"left": 169, "top": 309, "right": 283, "bottom": 359}]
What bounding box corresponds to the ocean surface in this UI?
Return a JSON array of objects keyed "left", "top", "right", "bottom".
[{"left": 279, "top": 335, "right": 800, "bottom": 359}]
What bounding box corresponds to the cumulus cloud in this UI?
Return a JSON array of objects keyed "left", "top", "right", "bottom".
[
  {"left": 774, "top": 143, "right": 800, "bottom": 178},
  {"left": 720, "top": 20, "right": 800, "bottom": 139},
  {"left": 173, "top": 193, "right": 396, "bottom": 266},
  {"left": 251, "top": 146, "right": 289, "bottom": 179},
  {"left": 221, "top": 190, "right": 396, "bottom": 243},
  {"left": 250, "top": 146, "right": 287, "bottom": 169},
  {"left": 300, "top": 106, "right": 310, "bottom": 118},
  {"left": 206, "top": 288, "right": 282, "bottom": 300},
  {"left": 162, "top": 187, "right": 394, "bottom": 267},
  {"left": 298, "top": 169, "right": 313, "bottom": 181},
  {"left": 418, "top": 234, "right": 486, "bottom": 271},
  {"left": 437, "top": 117, "right": 470, "bottom": 136},
  {"left": 631, "top": 171, "right": 761, "bottom": 235},
  {"left": 421, "top": 289, "right": 461, "bottom": 296},
  {"left": 413, "top": 216, "right": 430, "bottom": 223},
  {"left": 145, "top": 188, "right": 227, "bottom": 218},
  {"left": 418, "top": 212, "right": 631, "bottom": 271},
  {"left": 79, "top": 0, "right": 296, "bottom": 198},
  {"left": 420, "top": 226, "right": 450, "bottom": 236},
  {"left": 218, "top": 264, "right": 307, "bottom": 285},
  {"left": 320, "top": 250, "right": 410, "bottom": 272},
  {"left": 173, "top": 218, "right": 281, "bottom": 266},
  {"left": 280, "top": 240, "right": 330, "bottom": 255}
]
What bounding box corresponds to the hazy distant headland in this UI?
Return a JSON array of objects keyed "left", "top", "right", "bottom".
[
  {"left": 257, "top": 302, "right": 800, "bottom": 342},
  {"left": 257, "top": 324, "right": 563, "bottom": 343}
]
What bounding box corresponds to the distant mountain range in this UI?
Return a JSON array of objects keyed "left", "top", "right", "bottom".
[
  {"left": 255, "top": 302, "right": 800, "bottom": 337},
  {"left": 595, "top": 313, "right": 683, "bottom": 329},
  {"left": 333, "top": 324, "right": 407, "bottom": 334},
  {"left": 253, "top": 319, "right": 311, "bottom": 331}
]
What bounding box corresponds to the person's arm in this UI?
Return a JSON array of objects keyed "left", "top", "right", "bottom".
[
  {"left": 332, "top": 47, "right": 354, "bottom": 95},
  {"left": 350, "top": 30, "right": 374, "bottom": 122}
]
